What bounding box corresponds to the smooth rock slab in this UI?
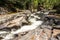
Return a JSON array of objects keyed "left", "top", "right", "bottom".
[{"left": 13, "top": 28, "right": 52, "bottom": 40}]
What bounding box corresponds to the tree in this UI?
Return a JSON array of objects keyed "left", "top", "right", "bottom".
[{"left": 0, "top": 0, "right": 60, "bottom": 11}]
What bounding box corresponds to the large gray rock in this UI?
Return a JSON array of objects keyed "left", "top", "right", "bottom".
[{"left": 0, "top": 7, "right": 8, "bottom": 15}]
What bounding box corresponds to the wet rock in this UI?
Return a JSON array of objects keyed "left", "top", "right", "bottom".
[
  {"left": 53, "top": 25, "right": 60, "bottom": 29},
  {"left": 41, "top": 25, "right": 52, "bottom": 30},
  {"left": 15, "top": 28, "right": 52, "bottom": 40},
  {"left": 50, "top": 29, "right": 60, "bottom": 40},
  {"left": 38, "top": 28, "right": 52, "bottom": 40},
  {"left": 52, "top": 29, "right": 60, "bottom": 37},
  {"left": 50, "top": 37, "right": 58, "bottom": 40},
  {"left": 57, "top": 34, "right": 60, "bottom": 40}
]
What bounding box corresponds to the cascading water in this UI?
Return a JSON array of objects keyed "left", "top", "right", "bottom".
[{"left": 1, "top": 11, "right": 50, "bottom": 40}]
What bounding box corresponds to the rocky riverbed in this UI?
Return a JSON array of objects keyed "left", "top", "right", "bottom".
[{"left": 0, "top": 10, "right": 60, "bottom": 40}]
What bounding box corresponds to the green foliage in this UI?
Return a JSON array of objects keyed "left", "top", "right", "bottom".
[
  {"left": 0, "top": 0, "right": 60, "bottom": 10},
  {"left": 38, "top": 0, "right": 60, "bottom": 9},
  {"left": 33, "top": 0, "right": 38, "bottom": 9}
]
